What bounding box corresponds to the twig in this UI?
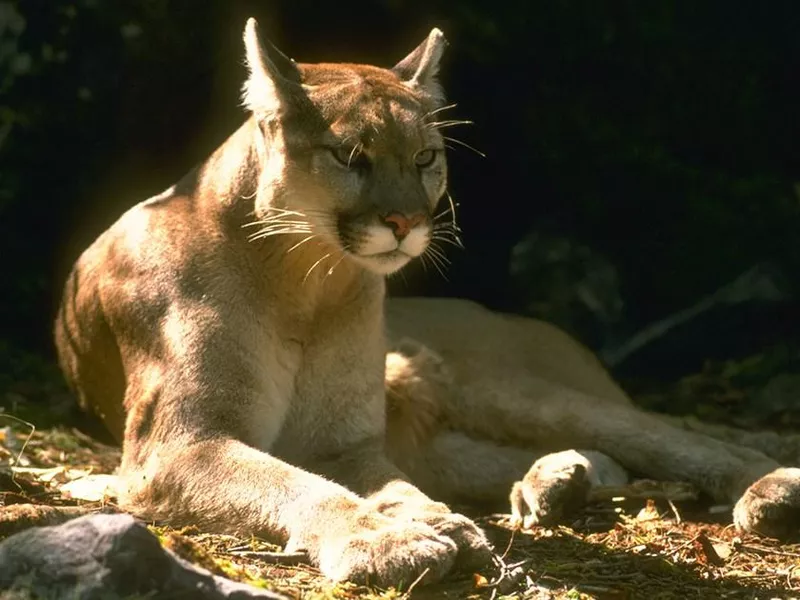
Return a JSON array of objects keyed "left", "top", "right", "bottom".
[
  {"left": 227, "top": 550, "right": 309, "bottom": 565},
  {"left": 0, "top": 413, "right": 36, "bottom": 490},
  {"left": 401, "top": 566, "right": 430, "bottom": 598},
  {"left": 738, "top": 544, "right": 800, "bottom": 559},
  {"left": 668, "top": 499, "right": 682, "bottom": 524},
  {"left": 588, "top": 480, "right": 698, "bottom": 503},
  {"left": 500, "top": 528, "right": 516, "bottom": 560}
]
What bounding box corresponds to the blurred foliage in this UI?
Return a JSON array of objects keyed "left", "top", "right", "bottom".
[
  {"left": 0, "top": 0, "right": 798, "bottom": 361},
  {"left": 629, "top": 344, "right": 800, "bottom": 430},
  {"left": 0, "top": 0, "right": 221, "bottom": 354}
]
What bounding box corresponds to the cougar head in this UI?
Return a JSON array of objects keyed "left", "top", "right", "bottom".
[{"left": 242, "top": 18, "right": 450, "bottom": 275}]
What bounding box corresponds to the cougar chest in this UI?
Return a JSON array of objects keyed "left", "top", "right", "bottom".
[{"left": 269, "top": 289, "right": 387, "bottom": 464}]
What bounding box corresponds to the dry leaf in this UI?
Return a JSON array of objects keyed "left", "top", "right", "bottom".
[
  {"left": 60, "top": 474, "right": 119, "bottom": 502},
  {"left": 636, "top": 499, "right": 661, "bottom": 521},
  {"left": 692, "top": 532, "right": 725, "bottom": 566},
  {"left": 711, "top": 541, "right": 732, "bottom": 560}
]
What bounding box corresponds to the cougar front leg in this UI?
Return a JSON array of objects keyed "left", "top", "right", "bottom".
[
  {"left": 114, "top": 321, "right": 472, "bottom": 587},
  {"left": 308, "top": 441, "right": 493, "bottom": 572},
  {"left": 121, "top": 435, "right": 460, "bottom": 586}
]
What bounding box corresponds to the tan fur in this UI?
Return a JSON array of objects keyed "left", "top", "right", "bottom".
[
  {"left": 56, "top": 21, "right": 489, "bottom": 586},
  {"left": 384, "top": 298, "right": 800, "bottom": 537},
  {"left": 55, "top": 19, "right": 800, "bottom": 589},
  {"left": 384, "top": 340, "right": 449, "bottom": 470}
]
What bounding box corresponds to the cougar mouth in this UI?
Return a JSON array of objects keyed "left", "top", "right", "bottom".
[
  {"left": 356, "top": 249, "right": 415, "bottom": 276},
  {"left": 362, "top": 248, "right": 408, "bottom": 258},
  {"left": 336, "top": 216, "right": 429, "bottom": 275}
]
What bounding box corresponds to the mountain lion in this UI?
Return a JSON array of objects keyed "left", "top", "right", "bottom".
[{"left": 55, "top": 18, "right": 800, "bottom": 587}]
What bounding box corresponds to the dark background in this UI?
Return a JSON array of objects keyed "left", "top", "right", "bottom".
[{"left": 2, "top": 0, "right": 799, "bottom": 383}]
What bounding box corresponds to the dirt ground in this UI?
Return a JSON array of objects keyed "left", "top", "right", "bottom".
[{"left": 2, "top": 356, "right": 800, "bottom": 599}]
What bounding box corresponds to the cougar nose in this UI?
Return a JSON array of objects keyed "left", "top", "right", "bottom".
[{"left": 382, "top": 212, "right": 426, "bottom": 240}]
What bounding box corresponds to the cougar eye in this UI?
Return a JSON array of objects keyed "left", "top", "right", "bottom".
[
  {"left": 414, "top": 149, "right": 437, "bottom": 168},
  {"left": 329, "top": 145, "right": 370, "bottom": 170}
]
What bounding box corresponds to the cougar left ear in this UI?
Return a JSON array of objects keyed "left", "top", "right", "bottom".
[
  {"left": 241, "top": 18, "right": 302, "bottom": 115},
  {"left": 392, "top": 28, "right": 447, "bottom": 104}
]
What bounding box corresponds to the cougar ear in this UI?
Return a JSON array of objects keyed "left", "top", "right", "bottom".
[
  {"left": 241, "top": 18, "right": 301, "bottom": 115},
  {"left": 392, "top": 28, "right": 447, "bottom": 104}
]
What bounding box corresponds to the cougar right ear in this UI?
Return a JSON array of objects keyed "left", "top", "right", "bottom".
[
  {"left": 241, "top": 18, "right": 301, "bottom": 115},
  {"left": 392, "top": 28, "right": 447, "bottom": 105}
]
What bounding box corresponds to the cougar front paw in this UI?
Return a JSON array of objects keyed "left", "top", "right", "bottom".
[
  {"left": 317, "top": 517, "right": 458, "bottom": 587},
  {"left": 413, "top": 510, "right": 493, "bottom": 572},
  {"left": 733, "top": 467, "right": 800, "bottom": 540},
  {"left": 368, "top": 483, "right": 492, "bottom": 572},
  {"left": 509, "top": 450, "right": 591, "bottom": 528}
]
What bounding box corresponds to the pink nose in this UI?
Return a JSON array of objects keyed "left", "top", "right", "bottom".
[{"left": 382, "top": 212, "right": 425, "bottom": 239}]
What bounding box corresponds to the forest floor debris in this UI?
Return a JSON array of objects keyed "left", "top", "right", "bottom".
[
  {"left": 3, "top": 350, "right": 800, "bottom": 599},
  {"left": 2, "top": 418, "right": 798, "bottom": 599}
]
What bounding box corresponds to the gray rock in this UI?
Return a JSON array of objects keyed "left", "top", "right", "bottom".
[{"left": 0, "top": 513, "right": 286, "bottom": 600}]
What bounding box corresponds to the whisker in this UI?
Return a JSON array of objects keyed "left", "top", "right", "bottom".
[
  {"left": 431, "top": 235, "right": 465, "bottom": 250},
  {"left": 432, "top": 225, "right": 464, "bottom": 237},
  {"left": 426, "top": 119, "right": 474, "bottom": 130},
  {"left": 257, "top": 226, "right": 313, "bottom": 236},
  {"left": 265, "top": 209, "right": 303, "bottom": 216},
  {"left": 243, "top": 218, "right": 311, "bottom": 231},
  {"left": 397, "top": 267, "right": 409, "bottom": 286},
  {"left": 446, "top": 191, "right": 462, "bottom": 233},
  {"left": 424, "top": 103, "right": 458, "bottom": 119},
  {"left": 248, "top": 227, "right": 313, "bottom": 242},
  {"left": 325, "top": 252, "right": 347, "bottom": 279},
  {"left": 248, "top": 223, "right": 314, "bottom": 234},
  {"left": 245, "top": 220, "right": 312, "bottom": 230},
  {"left": 347, "top": 142, "right": 364, "bottom": 168},
  {"left": 433, "top": 206, "right": 453, "bottom": 221},
  {"left": 443, "top": 136, "right": 486, "bottom": 158},
  {"left": 425, "top": 247, "right": 449, "bottom": 281},
  {"left": 242, "top": 206, "right": 330, "bottom": 228},
  {"left": 433, "top": 224, "right": 463, "bottom": 236},
  {"left": 427, "top": 244, "right": 451, "bottom": 266},
  {"left": 286, "top": 234, "right": 321, "bottom": 254},
  {"left": 433, "top": 222, "right": 463, "bottom": 235},
  {"left": 416, "top": 251, "right": 430, "bottom": 275},
  {"left": 433, "top": 220, "right": 462, "bottom": 232},
  {"left": 303, "top": 252, "right": 333, "bottom": 284},
  {"left": 252, "top": 208, "right": 309, "bottom": 219}
]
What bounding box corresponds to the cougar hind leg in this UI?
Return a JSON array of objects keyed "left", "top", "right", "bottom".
[
  {"left": 660, "top": 414, "right": 800, "bottom": 467},
  {"left": 383, "top": 336, "right": 768, "bottom": 502},
  {"left": 384, "top": 338, "right": 629, "bottom": 518},
  {"left": 384, "top": 321, "right": 800, "bottom": 538}
]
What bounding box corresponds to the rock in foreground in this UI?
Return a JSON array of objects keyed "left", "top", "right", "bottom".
[{"left": 0, "top": 512, "right": 286, "bottom": 599}]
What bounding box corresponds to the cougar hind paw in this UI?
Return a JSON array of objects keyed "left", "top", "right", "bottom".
[
  {"left": 734, "top": 467, "right": 800, "bottom": 540},
  {"left": 510, "top": 449, "right": 627, "bottom": 528}
]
